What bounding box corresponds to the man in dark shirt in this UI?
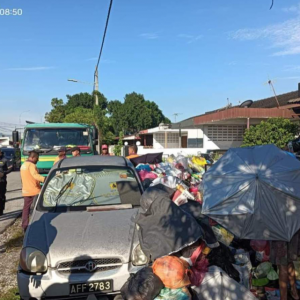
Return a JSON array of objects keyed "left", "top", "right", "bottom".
[{"left": 0, "top": 148, "right": 12, "bottom": 215}]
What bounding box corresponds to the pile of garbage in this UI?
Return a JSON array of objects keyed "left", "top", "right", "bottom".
[
  {"left": 120, "top": 185, "right": 284, "bottom": 300},
  {"left": 121, "top": 148, "right": 300, "bottom": 300},
  {"left": 131, "top": 153, "right": 210, "bottom": 204}
]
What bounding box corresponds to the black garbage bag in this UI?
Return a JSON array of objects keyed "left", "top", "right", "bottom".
[
  {"left": 121, "top": 267, "right": 164, "bottom": 300},
  {"left": 136, "top": 187, "right": 204, "bottom": 260},
  {"left": 206, "top": 243, "right": 240, "bottom": 282},
  {"left": 142, "top": 178, "right": 155, "bottom": 190},
  {"left": 180, "top": 201, "right": 219, "bottom": 249}
]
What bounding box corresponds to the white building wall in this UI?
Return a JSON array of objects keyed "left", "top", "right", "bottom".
[{"left": 187, "top": 129, "right": 204, "bottom": 139}]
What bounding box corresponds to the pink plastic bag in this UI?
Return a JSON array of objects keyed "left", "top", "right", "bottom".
[
  {"left": 138, "top": 170, "right": 158, "bottom": 182},
  {"left": 189, "top": 255, "right": 209, "bottom": 286},
  {"left": 250, "top": 240, "right": 268, "bottom": 252}
]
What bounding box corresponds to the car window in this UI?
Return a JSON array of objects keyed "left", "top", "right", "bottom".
[
  {"left": 1, "top": 150, "right": 14, "bottom": 158},
  {"left": 41, "top": 166, "right": 141, "bottom": 209}
]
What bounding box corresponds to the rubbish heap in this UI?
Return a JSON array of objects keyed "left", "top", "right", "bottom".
[
  {"left": 120, "top": 146, "right": 300, "bottom": 300},
  {"left": 131, "top": 153, "right": 210, "bottom": 205}
]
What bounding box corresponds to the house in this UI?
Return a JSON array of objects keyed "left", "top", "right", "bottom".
[
  {"left": 171, "top": 83, "right": 300, "bottom": 153},
  {"left": 137, "top": 83, "right": 300, "bottom": 155}
]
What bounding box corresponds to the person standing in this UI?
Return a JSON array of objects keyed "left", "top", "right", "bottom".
[
  {"left": 54, "top": 147, "right": 67, "bottom": 164},
  {"left": 20, "top": 151, "right": 45, "bottom": 231},
  {"left": 0, "top": 148, "right": 12, "bottom": 216},
  {"left": 126, "top": 145, "right": 139, "bottom": 159},
  {"left": 101, "top": 144, "right": 110, "bottom": 156},
  {"left": 270, "top": 232, "right": 300, "bottom": 300},
  {"left": 71, "top": 147, "right": 81, "bottom": 157}
]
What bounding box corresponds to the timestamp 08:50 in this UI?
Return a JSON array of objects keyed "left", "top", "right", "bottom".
[{"left": 0, "top": 8, "right": 23, "bottom": 16}]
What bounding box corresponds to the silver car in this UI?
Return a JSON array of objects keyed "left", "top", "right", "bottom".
[{"left": 18, "top": 156, "right": 147, "bottom": 300}]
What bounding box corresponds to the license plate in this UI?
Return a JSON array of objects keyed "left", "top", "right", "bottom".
[{"left": 70, "top": 280, "right": 113, "bottom": 294}]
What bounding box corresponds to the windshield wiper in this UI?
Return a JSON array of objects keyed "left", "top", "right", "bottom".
[
  {"left": 53, "top": 177, "right": 74, "bottom": 212},
  {"left": 39, "top": 147, "right": 54, "bottom": 153}
]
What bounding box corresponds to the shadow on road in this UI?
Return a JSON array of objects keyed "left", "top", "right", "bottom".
[
  {"left": 0, "top": 210, "right": 22, "bottom": 222},
  {"left": 7, "top": 189, "right": 22, "bottom": 193},
  {"left": 6, "top": 196, "right": 23, "bottom": 202}
]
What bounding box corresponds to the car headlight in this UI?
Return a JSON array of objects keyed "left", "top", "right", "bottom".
[
  {"left": 20, "top": 247, "right": 48, "bottom": 274},
  {"left": 132, "top": 244, "right": 149, "bottom": 266}
]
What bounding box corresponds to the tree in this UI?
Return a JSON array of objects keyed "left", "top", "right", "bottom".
[
  {"left": 64, "top": 107, "right": 94, "bottom": 124},
  {"left": 108, "top": 92, "right": 170, "bottom": 135},
  {"left": 242, "top": 118, "right": 299, "bottom": 149},
  {"left": 113, "top": 131, "right": 124, "bottom": 156},
  {"left": 45, "top": 98, "right": 66, "bottom": 123},
  {"left": 45, "top": 91, "right": 170, "bottom": 140},
  {"left": 65, "top": 93, "right": 95, "bottom": 113},
  {"left": 107, "top": 100, "right": 126, "bottom": 134},
  {"left": 145, "top": 101, "right": 171, "bottom": 127}
]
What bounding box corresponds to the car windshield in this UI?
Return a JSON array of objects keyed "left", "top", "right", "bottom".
[
  {"left": 23, "top": 128, "right": 91, "bottom": 153},
  {"left": 40, "top": 166, "right": 141, "bottom": 209}
]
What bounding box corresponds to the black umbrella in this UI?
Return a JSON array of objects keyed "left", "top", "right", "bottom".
[{"left": 130, "top": 152, "right": 163, "bottom": 167}]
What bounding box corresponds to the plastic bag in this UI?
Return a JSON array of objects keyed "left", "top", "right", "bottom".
[
  {"left": 255, "top": 262, "right": 273, "bottom": 279},
  {"left": 267, "top": 269, "right": 279, "bottom": 281},
  {"left": 136, "top": 164, "right": 152, "bottom": 172},
  {"left": 212, "top": 225, "right": 234, "bottom": 246},
  {"left": 189, "top": 256, "right": 209, "bottom": 286},
  {"left": 176, "top": 155, "right": 189, "bottom": 169},
  {"left": 138, "top": 170, "right": 158, "bottom": 182},
  {"left": 252, "top": 277, "right": 269, "bottom": 287},
  {"left": 207, "top": 243, "right": 240, "bottom": 282},
  {"left": 191, "top": 156, "right": 207, "bottom": 167},
  {"left": 294, "top": 261, "right": 300, "bottom": 280},
  {"left": 233, "top": 262, "right": 252, "bottom": 289},
  {"left": 250, "top": 240, "right": 268, "bottom": 252},
  {"left": 155, "top": 287, "right": 192, "bottom": 300},
  {"left": 172, "top": 190, "right": 188, "bottom": 206},
  {"left": 150, "top": 176, "right": 180, "bottom": 189},
  {"left": 153, "top": 256, "right": 191, "bottom": 289},
  {"left": 120, "top": 267, "right": 164, "bottom": 300}
]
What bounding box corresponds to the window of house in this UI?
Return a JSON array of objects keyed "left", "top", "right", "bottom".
[
  {"left": 207, "top": 125, "right": 246, "bottom": 142},
  {"left": 187, "top": 138, "right": 203, "bottom": 148}
]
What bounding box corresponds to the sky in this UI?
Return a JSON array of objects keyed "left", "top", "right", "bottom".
[{"left": 1, "top": 0, "right": 300, "bottom": 133}]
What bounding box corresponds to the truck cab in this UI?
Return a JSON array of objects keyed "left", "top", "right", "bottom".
[{"left": 21, "top": 123, "right": 96, "bottom": 175}]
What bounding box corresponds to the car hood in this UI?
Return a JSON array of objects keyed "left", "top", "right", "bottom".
[{"left": 25, "top": 209, "right": 139, "bottom": 267}]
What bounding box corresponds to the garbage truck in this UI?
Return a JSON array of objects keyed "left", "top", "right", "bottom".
[{"left": 20, "top": 123, "right": 97, "bottom": 175}]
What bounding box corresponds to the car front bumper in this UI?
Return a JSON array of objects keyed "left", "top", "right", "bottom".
[{"left": 17, "top": 262, "right": 141, "bottom": 300}]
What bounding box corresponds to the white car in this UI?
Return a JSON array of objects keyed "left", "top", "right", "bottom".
[{"left": 18, "top": 156, "right": 147, "bottom": 300}]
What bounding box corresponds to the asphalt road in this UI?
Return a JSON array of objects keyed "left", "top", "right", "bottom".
[{"left": 0, "top": 171, "right": 23, "bottom": 234}]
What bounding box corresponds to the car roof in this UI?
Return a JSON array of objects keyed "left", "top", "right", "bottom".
[{"left": 52, "top": 155, "right": 133, "bottom": 170}]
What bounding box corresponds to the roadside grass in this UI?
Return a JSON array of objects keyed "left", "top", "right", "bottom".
[
  {"left": 10, "top": 259, "right": 20, "bottom": 276},
  {"left": 0, "top": 287, "right": 20, "bottom": 300},
  {"left": 4, "top": 227, "right": 23, "bottom": 252}
]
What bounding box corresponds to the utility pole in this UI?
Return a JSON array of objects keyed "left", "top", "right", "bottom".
[
  {"left": 94, "top": 67, "right": 100, "bottom": 153},
  {"left": 94, "top": 67, "right": 99, "bottom": 105}
]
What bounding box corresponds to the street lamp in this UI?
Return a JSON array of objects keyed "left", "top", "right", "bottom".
[
  {"left": 67, "top": 79, "right": 94, "bottom": 85},
  {"left": 19, "top": 110, "right": 30, "bottom": 125}
]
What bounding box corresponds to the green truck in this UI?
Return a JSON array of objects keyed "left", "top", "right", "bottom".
[{"left": 21, "top": 123, "right": 97, "bottom": 175}]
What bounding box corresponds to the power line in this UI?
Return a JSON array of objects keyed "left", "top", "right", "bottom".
[{"left": 95, "top": 0, "right": 114, "bottom": 73}]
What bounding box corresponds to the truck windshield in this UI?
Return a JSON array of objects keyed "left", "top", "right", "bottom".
[{"left": 23, "top": 128, "right": 92, "bottom": 154}]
